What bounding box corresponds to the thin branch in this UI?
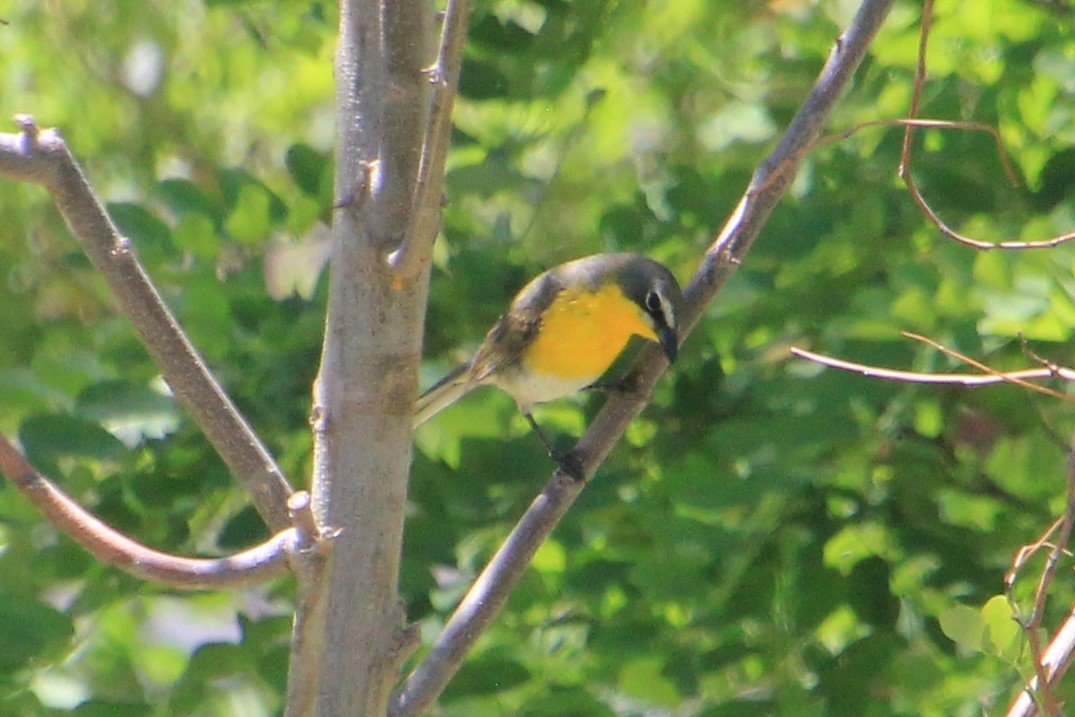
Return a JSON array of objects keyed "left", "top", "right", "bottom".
[
  {"left": 898, "top": 0, "right": 1075, "bottom": 251},
  {"left": 1005, "top": 451, "right": 1075, "bottom": 716},
  {"left": 755, "top": 117, "right": 1017, "bottom": 196},
  {"left": 389, "top": 0, "right": 475, "bottom": 278},
  {"left": 792, "top": 345, "right": 1075, "bottom": 392},
  {"left": 0, "top": 117, "right": 294, "bottom": 531},
  {"left": 0, "top": 432, "right": 295, "bottom": 589},
  {"left": 903, "top": 332, "right": 1075, "bottom": 401},
  {"left": 389, "top": 1, "right": 899, "bottom": 714},
  {"left": 791, "top": 342, "right": 1075, "bottom": 403}
]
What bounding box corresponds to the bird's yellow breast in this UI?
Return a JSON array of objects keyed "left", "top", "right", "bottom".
[{"left": 524, "top": 282, "right": 656, "bottom": 380}]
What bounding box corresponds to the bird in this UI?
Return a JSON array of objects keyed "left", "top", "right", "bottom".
[{"left": 413, "top": 252, "right": 684, "bottom": 474}]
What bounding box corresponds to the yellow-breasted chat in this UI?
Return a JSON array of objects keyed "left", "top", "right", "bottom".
[{"left": 414, "top": 253, "right": 684, "bottom": 474}]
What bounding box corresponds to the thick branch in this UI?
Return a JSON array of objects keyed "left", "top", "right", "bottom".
[
  {"left": 390, "top": 1, "right": 898, "bottom": 714},
  {"left": 0, "top": 433, "right": 294, "bottom": 589},
  {"left": 0, "top": 117, "right": 294, "bottom": 531}
]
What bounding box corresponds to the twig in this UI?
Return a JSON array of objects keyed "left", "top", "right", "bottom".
[
  {"left": 389, "top": 1, "right": 899, "bottom": 714},
  {"left": 754, "top": 117, "right": 1017, "bottom": 196},
  {"left": 0, "top": 432, "right": 294, "bottom": 589},
  {"left": 389, "top": 0, "right": 474, "bottom": 278},
  {"left": 0, "top": 117, "right": 294, "bottom": 531},
  {"left": 899, "top": 0, "right": 1075, "bottom": 251},
  {"left": 1005, "top": 451, "right": 1075, "bottom": 716},
  {"left": 792, "top": 345, "right": 1075, "bottom": 395},
  {"left": 901, "top": 332, "right": 1075, "bottom": 401}
]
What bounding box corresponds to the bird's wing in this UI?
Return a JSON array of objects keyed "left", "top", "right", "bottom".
[
  {"left": 414, "top": 270, "right": 561, "bottom": 426},
  {"left": 470, "top": 272, "right": 558, "bottom": 382}
]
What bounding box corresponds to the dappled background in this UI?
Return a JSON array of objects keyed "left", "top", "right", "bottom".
[{"left": 2, "top": 0, "right": 1075, "bottom": 715}]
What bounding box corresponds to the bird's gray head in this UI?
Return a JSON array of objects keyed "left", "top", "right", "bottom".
[{"left": 615, "top": 256, "right": 683, "bottom": 362}]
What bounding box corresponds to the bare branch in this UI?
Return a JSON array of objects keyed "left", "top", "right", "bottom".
[
  {"left": 389, "top": 0, "right": 475, "bottom": 278},
  {"left": 903, "top": 332, "right": 1075, "bottom": 401},
  {"left": 1005, "top": 451, "right": 1075, "bottom": 716},
  {"left": 390, "top": 1, "right": 899, "bottom": 713},
  {"left": 793, "top": 346, "right": 1068, "bottom": 386},
  {"left": 898, "top": 0, "right": 1075, "bottom": 251},
  {"left": 756, "top": 117, "right": 1017, "bottom": 196},
  {"left": 0, "top": 117, "right": 295, "bottom": 531},
  {"left": 0, "top": 432, "right": 294, "bottom": 589},
  {"left": 791, "top": 345, "right": 1075, "bottom": 402}
]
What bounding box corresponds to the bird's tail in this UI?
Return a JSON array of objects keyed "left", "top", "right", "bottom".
[{"left": 413, "top": 362, "right": 475, "bottom": 427}]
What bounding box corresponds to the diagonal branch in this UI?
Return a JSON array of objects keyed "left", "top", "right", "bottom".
[
  {"left": 389, "top": 1, "right": 899, "bottom": 714},
  {"left": 0, "top": 116, "right": 294, "bottom": 531},
  {"left": 0, "top": 432, "right": 297, "bottom": 589}
]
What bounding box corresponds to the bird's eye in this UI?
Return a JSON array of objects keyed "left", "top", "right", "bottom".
[{"left": 645, "top": 290, "right": 662, "bottom": 313}]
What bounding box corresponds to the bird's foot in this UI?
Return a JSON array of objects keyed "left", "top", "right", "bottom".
[
  {"left": 524, "top": 411, "right": 586, "bottom": 480},
  {"left": 550, "top": 447, "right": 586, "bottom": 482}
]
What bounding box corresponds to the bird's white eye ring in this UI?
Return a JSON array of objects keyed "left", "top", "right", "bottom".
[{"left": 645, "top": 290, "right": 662, "bottom": 313}]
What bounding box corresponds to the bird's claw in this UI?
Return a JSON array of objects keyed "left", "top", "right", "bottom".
[{"left": 550, "top": 448, "right": 585, "bottom": 481}]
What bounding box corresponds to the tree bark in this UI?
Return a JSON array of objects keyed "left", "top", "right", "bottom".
[{"left": 286, "top": 1, "right": 434, "bottom": 715}]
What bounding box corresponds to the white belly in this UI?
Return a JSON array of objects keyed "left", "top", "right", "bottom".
[{"left": 491, "top": 366, "right": 599, "bottom": 412}]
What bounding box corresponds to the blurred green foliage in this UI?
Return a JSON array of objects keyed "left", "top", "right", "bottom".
[{"left": 1, "top": 0, "right": 1075, "bottom": 715}]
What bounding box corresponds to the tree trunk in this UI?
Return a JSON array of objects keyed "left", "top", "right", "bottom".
[{"left": 286, "top": 1, "right": 434, "bottom": 714}]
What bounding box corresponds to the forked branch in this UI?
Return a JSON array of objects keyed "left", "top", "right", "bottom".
[{"left": 0, "top": 116, "right": 294, "bottom": 530}]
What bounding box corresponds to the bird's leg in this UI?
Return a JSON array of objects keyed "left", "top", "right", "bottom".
[{"left": 523, "top": 411, "right": 584, "bottom": 480}]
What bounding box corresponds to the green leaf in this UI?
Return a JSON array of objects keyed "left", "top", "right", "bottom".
[
  {"left": 224, "top": 184, "right": 273, "bottom": 245},
  {"left": 108, "top": 202, "right": 174, "bottom": 255},
  {"left": 938, "top": 605, "right": 985, "bottom": 652},
  {"left": 18, "top": 413, "right": 126, "bottom": 476},
  {"left": 441, "top": 654, "right": 531, "bottom": 700},
  {"left": 158, "top": 179, "right": 222, "bottom": 221},
  {"left": 519, "top": 686, "right": 614, "bottom": 717},
  {"left": 617, "top": 656, "right": 681, "bottom": 706},
  {"left": 0, "top": 593, "right": 74, "bottom": 670},
  {"left": 980, "top": 594, "right": 1022, "bottom": 660},
  {"left": 173, "top": 212, "right": 220, "bottom": 261},
  {"left": 65, "top": 701, "right": 154, "bottom": 717},
  {"left": 285, "top": 143, "right": 328, "bottom": 197},
  {"left": 76, "top": 380, "right": 179, "bottom": 444}
]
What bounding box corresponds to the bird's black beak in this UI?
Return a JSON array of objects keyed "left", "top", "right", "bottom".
[{"left": 658, "top": 324, "right": 678, "bottom": 363}]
